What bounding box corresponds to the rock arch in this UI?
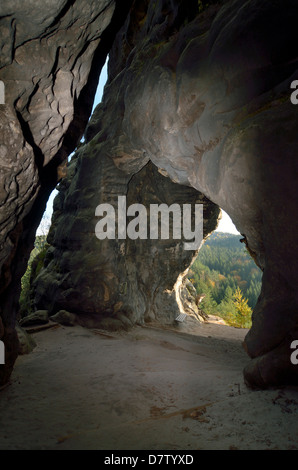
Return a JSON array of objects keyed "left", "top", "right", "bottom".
[{"left": 1, "top": 0, "right": 298, "bottom": 388}]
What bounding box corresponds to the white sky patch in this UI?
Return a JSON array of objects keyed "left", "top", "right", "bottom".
[{"left": 216, "top": 210, "right": 240, "bottom": 234}]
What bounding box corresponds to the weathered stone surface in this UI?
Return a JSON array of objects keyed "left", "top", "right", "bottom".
[
  {"left": 179, "top": 278, "right": 209, "bottom": 323},
  {"left": 19, "top": 310, "right": 49, "bottom": 327},
  {"left": 0, "top": 0, "right": 117, "bottom": 302},
  {"left": 34, "top": 157, "right": 219, "bottom": 327},
  {"left": 15, "top": 324, "right": 37, "bottom": 355},
  {"left": 35, "top": 0, "right": 298, "bottom": 387},
  {"left": 243, "top": 328, "right": 298, "bottom": 389},
  {"left": 0, "top": 326, "right": 19, "bottom": 385},
  {"left": 50, "top": 310, "right": 77, "bottom": 327},
  {"left": 0, "top": 316, "right": 4, "bottom": 340},
  {"left": 0, "top": 0, "right": 133, "bottom": 384},
  {"left": 1, "top": 0, "right": 298, "bottom": 389}
]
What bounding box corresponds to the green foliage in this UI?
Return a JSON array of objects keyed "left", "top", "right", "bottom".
[
  {"left": 188, "top": 232, "right": 262, "bottom": 328},
  {"left": 232, "top": 287, "right": 252, "bottom": 329},
  {"left": 198, "top": 0, "right": 208, "bottom": 13},
  {"left": 19, "top": 236, "right": 48, "bottom": 318},
  {"left": 217, "top": 287, "right": 252, "bottom": 329}
]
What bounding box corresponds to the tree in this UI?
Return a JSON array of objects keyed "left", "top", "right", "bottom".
[
  {"left": 187, "top": 232, "right": 261, "bottom": 327},
  {"left": 19, "top": 235, "right": 49, "bottom": 318},
  {"left": 200, "top": 291, "right": 218, "bottom": 316},
  {"left": 232, "top": 287, "right": 252, "bottom": 328}
]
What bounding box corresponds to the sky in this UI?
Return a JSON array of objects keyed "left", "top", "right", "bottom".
[
  {"left": 40, "top": 59, "right": 240, "bottom": 236},
  {"left": 92, "top": 59, "right": 108, "bottom": 113},
  {"left": 216, "top": 211, "right": 239, "bottom": 234}
]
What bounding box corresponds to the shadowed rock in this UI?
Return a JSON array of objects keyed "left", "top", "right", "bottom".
[
  {"left": 1, "top": 0, "right": 298, "bottom": 388},
  {"left": 34, "top": 158, "right": 219, "bottom": 326},
  {"left": 37, "top": 0, "right": 298, "bottom": 387},
  {"left": 0, "top": 0, "right": 133, "bottom": 384}
]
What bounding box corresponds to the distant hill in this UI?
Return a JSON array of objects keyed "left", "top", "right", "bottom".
[
  {"left": 205, "top": 231, "right": 243, "bottom": 249},
  {"left": 188, "top": 232, "right": 262, "bottom": 326}
]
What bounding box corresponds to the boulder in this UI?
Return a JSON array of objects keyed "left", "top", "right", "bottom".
[
  {"left": 19, "top": 310, "right": 49, "bottom": 327},
  {"left": 49, "top": 310, "right": 77, "bottom": 327},
  {"left": 15, "top": 324, "right": 37, "bottom": 355}
]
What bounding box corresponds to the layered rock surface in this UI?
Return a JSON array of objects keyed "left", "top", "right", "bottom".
[
  {"left": 1, "top": 0, "right": 298, "bottom": 388},
  {"left": 0, "top": 0, "right": 133, "bottom": 384},
  {"left": 34, "top": 156, "right": 219, "bottom": 327},
  {"left": 36, "top": 0, "right": 298, "bottom": 388},
  {"left": 32, "top": 0, "right": 220, "bottom": 329}
]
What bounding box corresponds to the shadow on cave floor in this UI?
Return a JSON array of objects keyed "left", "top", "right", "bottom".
[{"left": 1, "top": 317, "right": 298, "bottom": 450}]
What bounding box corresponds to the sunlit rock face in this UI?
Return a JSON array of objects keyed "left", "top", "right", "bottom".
[
  {"left": 1, "top": 0, "right": 298, "bottom": 388},
  {"left": 37, "top": 0, "right": 298, "bottom": 388},
  {"left": 0, "top": 0, "right": 133, "bottom": 384}
]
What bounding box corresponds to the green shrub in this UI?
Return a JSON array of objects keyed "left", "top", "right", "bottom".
[{"left": 19, "top": 236, "right": 49, "bottom": 318}]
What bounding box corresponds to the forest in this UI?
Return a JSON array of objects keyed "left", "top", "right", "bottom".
[
  {"left": 20, "top": 231, "right": 263, "bottom": 329},
  {"left": 188, "top": 232, "right": 263, "bottom": 328}
]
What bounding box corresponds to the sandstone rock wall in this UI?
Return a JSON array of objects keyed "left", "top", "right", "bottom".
[
  {"left": 36, "top": 0, "right": 298, "bottom": 387},
  {"left": 0, "top": 0, "right": 133, "bottom": 384},
  {"left": 1, "top": 0, "right": 298, "bottom": 388},
  {"left": 32, "top": 0, "right": 220, "bottom": 329},
  {"left": 33, "top": 154, "right": 219, "bottom": 327}
]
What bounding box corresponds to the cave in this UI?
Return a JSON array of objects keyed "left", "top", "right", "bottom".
[{"left": 1, "top": 0, "right": 298, "bottom": 422}]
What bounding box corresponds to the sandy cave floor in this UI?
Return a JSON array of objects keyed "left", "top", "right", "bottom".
[{"left": 0, "top": 316, "right": 298, "bottom": 450}]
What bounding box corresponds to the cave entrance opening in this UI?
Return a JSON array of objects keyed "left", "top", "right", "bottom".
[
  {"left": 36, "top": 57, "right": 109, "bottom": 236},
  {"left": 19, "top": 59, "right": 109, "bottom": 319},
  {"left": 187, "top": 209, "right": 262, "bottom": 330}
]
